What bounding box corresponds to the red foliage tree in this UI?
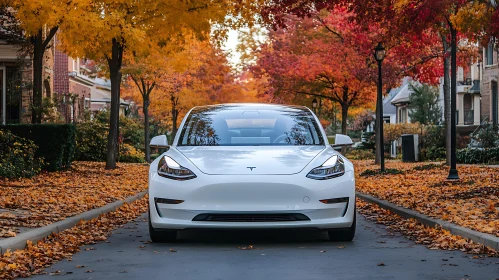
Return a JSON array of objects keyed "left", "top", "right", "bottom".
[{"left": 254, "top": 7, "right": 447, "bottom": 134}]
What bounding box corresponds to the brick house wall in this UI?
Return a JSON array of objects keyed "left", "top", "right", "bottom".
[
  {"left": 68, "top": 80, "right": 91, "bottom": 122},
  {"left": 54, "top": 47, "right": 69, "bottom": 95}
]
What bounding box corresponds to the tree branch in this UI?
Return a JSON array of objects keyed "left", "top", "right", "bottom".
[
  {"left": 316, "top": 16, "right": 344, "bottom": 42},
  {"left": 42, "top": 26, "right": 59, "bottom": 50}
]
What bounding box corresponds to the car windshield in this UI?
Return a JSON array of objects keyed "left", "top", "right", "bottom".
[{"left": 178, "top": 105, "right": 325, "bottom": 146}]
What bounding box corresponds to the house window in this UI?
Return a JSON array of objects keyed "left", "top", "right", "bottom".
[
  {"left": 398, "top": 108, "right": 407, "bottom": 123},
  {"left": 72, "top": 58, "right": 80, "bottom": 72},
  {"left": 486, "top": 41, "right": 494, "bottom": 65}
]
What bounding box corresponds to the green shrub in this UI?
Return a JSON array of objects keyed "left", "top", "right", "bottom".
[
  {"left": 347, "top": 130, "right": 361, "bottom": 139},
  {"left": 1, "top": 124, "right": 76, "bottom": 171},
  {"left": 420, "top": 147, "right": 446, "bottom": 161},
  {"left": 75, "top": 122, "right": 108, "bottom": 161},
  {"left": 347, "top": 149, "right": 375, "bottom": 160},
  {"left": 419, "top": 125, "right": 445, "bottom": 161},
  {"left": 75, "top": 118, "right": 146, "bottom": 162},
  {"left": 471, "top": 124, "right": 499, "bottom": 148},
  {"left": 119, "top": 143, "right": 145, "bottom": 163},
  {"left": 457, "top": 148, "right": 499, "bottom": 164},
  {"left": 120, "top": 116, "right": 144, "bottom": 151},
  {"left": 93, "top": 111, "right": 145, "bottom": 150},
  {"left": 0, "top": 129, "right": 42, "bottom": 178}
]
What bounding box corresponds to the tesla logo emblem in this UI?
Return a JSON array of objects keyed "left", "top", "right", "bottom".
[{"left": 247, "top": 167, "right": 256, "bottom": 171}]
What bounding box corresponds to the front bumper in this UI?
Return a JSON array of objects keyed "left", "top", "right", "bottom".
[{"left": 149, "top": 171, "right": 355, "bottom": 230}]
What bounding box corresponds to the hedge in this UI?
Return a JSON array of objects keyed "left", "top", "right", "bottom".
[
  {"left": 75, "top": 122, "right": 108, "bottom": 161},
  {"left": 0, "top": 129, "right": 42, "bottom": 178},
  {"left": 1, "top": 124, "right": 76, "bottom": 171},
  {"left": 457, "top": 147, "right": 499, "bottom": 164}
]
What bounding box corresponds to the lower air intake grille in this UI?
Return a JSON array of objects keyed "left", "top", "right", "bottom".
[{"left": 192, "top": 213, "right": 310, "bottom": 222}]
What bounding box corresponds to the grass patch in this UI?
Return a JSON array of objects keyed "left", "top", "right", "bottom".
[
  {"left": 360, "top": 168, "right": 404, "bottom": 177},
  {"left": 413, "top": 163, "right": 443, "bottom": 171}
]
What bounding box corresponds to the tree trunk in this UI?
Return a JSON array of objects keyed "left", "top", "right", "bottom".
[
  {"left": 171, "top": 109, "right": 178, "bottom": 144},
  {"left": 31, "top": 30, "right": 44, "bottom": 124},
  {"left": 106, "top": 38, "right": 124, "bottom": 170},
  {"left": 443, "top": 42, "right": 451, "bottom": 166},
  {"left": 30, "top": 27, "right": 58, "bottom": 123},
  {"left": 143, "top": 95, "right": 151, "bottom": 162},
  {"left": 170, "top": 94, "right": 179, "bottom": 144},
  {"left": 341, "top": 104, "right": 348, "bottom": 135}
]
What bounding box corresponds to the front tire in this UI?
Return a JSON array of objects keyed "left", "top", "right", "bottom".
[
  {"left": 328, "top": 211, "right": 356, "bottom": 242},
  {"left": 148, "top": 210, "right": 177, "bottom": 243}
]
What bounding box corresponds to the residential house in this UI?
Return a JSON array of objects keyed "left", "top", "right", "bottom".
[
  {"left": 90, "top": 77, "right": 130, "bottom": 116},
  {"left": 1, "top": 32, "right": 130, "bottom": 124},
  {"left": 455, "top": 62, "right": 481, "bottom": 129},
  {"left": 481, "top": 40, "right": 499, "bottom": 126},
  {"left": 54, "top": 45, "right": 93, "bottom": 123},
  {"left": 390, "top": 61, "right": 481, "bottom": 133},
  {"left": 0, "top": 33, "right": 54, "bottom": 124},
  {"left": 364, "top": 87, "right": 399, "bottom": 133}
]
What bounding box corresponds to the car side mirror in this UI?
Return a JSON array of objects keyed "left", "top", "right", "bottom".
[
  {"left": 150, "top": 135, "right": 170, "bottom": 149},
  {"left": 331, "top": 134, "right": 353, "bottom": 149}
]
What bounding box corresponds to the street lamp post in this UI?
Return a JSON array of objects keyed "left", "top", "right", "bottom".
[
  {"left": 312, "top": 98, "right": 318, "bottom": 114},
  {"left": 374, "top": 43, "right": 386, "bottom": 172},
  {"left": 447, "top": 27, "right": 459, "bottom": 180}
]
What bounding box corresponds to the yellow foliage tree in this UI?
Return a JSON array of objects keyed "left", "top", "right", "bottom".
[{"left": 57, "top": 0, "right": 263, "bottom": 169}]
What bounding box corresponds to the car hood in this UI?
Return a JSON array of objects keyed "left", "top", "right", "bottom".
[{"left": 176, "top": 146, "right": 325, "bottom": 175}]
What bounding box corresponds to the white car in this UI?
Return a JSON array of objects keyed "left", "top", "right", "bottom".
[{"left": 148, "top": 103, "right": 356, "bottom": 242}]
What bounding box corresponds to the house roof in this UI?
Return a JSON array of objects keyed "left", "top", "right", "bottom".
[
  {"left": 91, "top": 87, "right": 129, "bottom": 105},
  {"left": 391, "top": 83, "right": 412, "bottom": 105},
  {"left": 383, "top": 87, "right": 399, "bottom": 115}
]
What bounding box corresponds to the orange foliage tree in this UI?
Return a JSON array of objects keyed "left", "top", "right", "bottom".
[{"left": 122, "top": 37, "right": 263, "bottom": 159}]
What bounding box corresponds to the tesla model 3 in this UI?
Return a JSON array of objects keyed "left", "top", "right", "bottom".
[{"left": 148, "top": 103, "right": 356, "bottom": 242}]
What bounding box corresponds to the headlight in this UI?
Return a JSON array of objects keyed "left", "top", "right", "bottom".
[
  {"left": 306, "top": 155, "right": 345, "bottom": 180},
  {"left": 157, "top": 156, "right": 196, "bottom": 180}
]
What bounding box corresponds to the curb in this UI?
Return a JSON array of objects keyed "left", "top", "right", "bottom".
[
  {"left": 0, "top": 191, "right": 147, "bottom": 255},
  {"left": 356, "top": 192, "right": 499, "bottom": 251}
]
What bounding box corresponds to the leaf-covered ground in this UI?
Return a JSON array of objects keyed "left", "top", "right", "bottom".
[
  {"left": 357, "top": 199, "right": 498, "bottom": 257},
  {"left": 0, "top": 162, "right": 148, "bottom": 238},
  {"left": 0, "top": 196, "right": 148, "bottom": 279},
  {"left": 354, "top": 160, "right": 499, "bottom": 238}
]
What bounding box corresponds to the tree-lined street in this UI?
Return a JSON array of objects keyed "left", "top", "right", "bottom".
[{"left": 2, "top": 0, "right": 499, "bottom": 278}]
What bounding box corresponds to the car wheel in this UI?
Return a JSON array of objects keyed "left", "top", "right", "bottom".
[
  {"left": 328, "top": 211, "right": 356, "bottom": 242},
  {"left": 148, "top": 210, "right": 177, "bottom": 243}
]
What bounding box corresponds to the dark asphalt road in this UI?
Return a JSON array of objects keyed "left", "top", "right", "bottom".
[{"left": 33, "top": 213, "right": 499, "bottom": 280}]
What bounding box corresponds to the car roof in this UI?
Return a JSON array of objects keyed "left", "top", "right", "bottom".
[{"left": 191, "top": 103, "right": 311, "bottom": 112}]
